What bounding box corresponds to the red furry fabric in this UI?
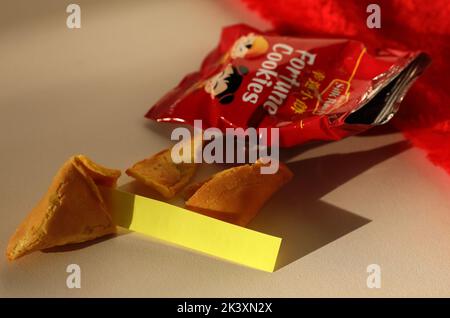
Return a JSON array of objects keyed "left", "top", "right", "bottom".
[{"left": 241, "top": 0, "right": 450, "bottom": 174}]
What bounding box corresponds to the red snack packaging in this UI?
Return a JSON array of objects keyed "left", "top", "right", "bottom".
[{"left": 146, "top": 24, "right": 430, "bottom": 147}]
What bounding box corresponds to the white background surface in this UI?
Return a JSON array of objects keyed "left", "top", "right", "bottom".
[{"left": 1, "top": 0, "right": 450, "bottom": 297}]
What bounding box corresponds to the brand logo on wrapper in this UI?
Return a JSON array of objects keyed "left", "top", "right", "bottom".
[{"left": 170, "top": 120, "right": 280, "bottom": 174}]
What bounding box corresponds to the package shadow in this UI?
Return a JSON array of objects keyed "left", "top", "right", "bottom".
[{"left": 248, "top": 140, "right": 411, "bottom": 270}]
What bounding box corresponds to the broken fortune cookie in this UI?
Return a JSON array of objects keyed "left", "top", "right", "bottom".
[
  {"left": 126, "top": 148, "right": 197, "bottom": 199},
  {"left": 6, "top": 155, "right": 121, "bottom": 260},
  {"left": 185, "top": 160, "right": 293, "bottom": 226}
]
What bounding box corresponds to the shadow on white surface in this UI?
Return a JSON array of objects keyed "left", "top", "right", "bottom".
[
  {"left": 248, "top": 140, "right": 411, "bottom": 270},
  {"left": 143, "top": 120, "right": 411, "bottom": 270}
]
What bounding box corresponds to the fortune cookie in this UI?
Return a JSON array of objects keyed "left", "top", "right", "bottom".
[
  {"left": 6, "top": 155, "right": 121, "bottom": 260},
  {"left": 126, "top": 137, "right": 201, "bottom": 199},
  {"left": 185, "top": 160, "right": 293, "bottom": 226}
]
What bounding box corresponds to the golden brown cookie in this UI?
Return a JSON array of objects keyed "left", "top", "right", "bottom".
[
  {"left": 6, "top": 155, "right": 121, "bottom": 261},
  {"left": 185, "top": 160, "right": 293, "bottom": 226},
  {"left": 126, "top": 137, "right": 201, "bottom": 199}
]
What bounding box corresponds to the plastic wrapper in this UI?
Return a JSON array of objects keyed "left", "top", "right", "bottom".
[{"left": 146, "top": 24, "right": 430, "bottom": 147}]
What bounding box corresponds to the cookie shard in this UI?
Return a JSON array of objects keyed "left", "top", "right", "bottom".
[
  {"left": 74, "top": 155, "right": 121, "bottom": 187},
  {"left": 185, "top": 160, "right": 293, "bottom": 227},
  {"left": 126, "top": 149, "right": 197, "bottom": 199},
  {"left": 6, "top": 155, "right": 121, "bottom": 261}
]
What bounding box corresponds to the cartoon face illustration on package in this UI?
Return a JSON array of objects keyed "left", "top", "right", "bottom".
[
  {"left": 230, "top": 33, "right": 269, "bottom": 59},
  {"left": 204, "top": 63, "right": 249, "bottom": 104}
]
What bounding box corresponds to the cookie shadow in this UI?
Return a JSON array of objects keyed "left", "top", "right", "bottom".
[{"left": 248, "top": 140, "right": 411, "bottom": 270}]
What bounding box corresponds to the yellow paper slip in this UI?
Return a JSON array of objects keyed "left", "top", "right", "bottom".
[{"left": 100, "top": 187, "right": 281, "bottom": 272}]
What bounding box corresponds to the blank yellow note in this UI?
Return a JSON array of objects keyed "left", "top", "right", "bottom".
[{"left": 100, "top": 187, "right": 281, "bottom": 272}]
